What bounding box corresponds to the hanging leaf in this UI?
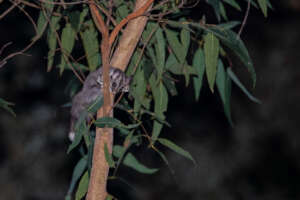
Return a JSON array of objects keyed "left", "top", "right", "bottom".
[
  {"left": 216, "top": 60, "right": 233, "bottom": 125},
  {"left": 257, "top": 0, "right": 268, "bottom": 17},
  {"left": 67, "top": 120, "right": 88, "bottom": 153},
  {"left": 47, "top": 15, "right": 61, "bottom": 72},
  {"left": 0, "top": 98, "right": 15, "bottom": 117},
  {"left": 66, "top": 156, "right": 87, "bottom": 197},
  {"left": 131, "top": 67, "right": 147, "bottom": 113},
  {"left": 186, "top": 22, "right": 257, "bottom": 87},
  {"left": 75, "top": 171, "right": 89, "bottom": 200},
  {"left": 227, "top": 68, "right": 261, "bottom": 103},
  {"left": 149, "top": 74, "right": 168, "bottom": 143},
  {"left": 60, "top": 23, "right": 76, "bottom": 75},
  {"left": 114, "top": 146, "right": 159, "bottom": 174},
  {"left": 158, "top": 138, "right": 196, "bottom": 165},
  {"left": 162, "top": 74, "right": 178, "bottom": 96},
  {"left": 80, "top": 20, "right": 101, "bottom": 71},
  {"left": 222, "top": 0, "right": 241, "bottom": 11},
  {"left": 192, "top": 48, "right": 205, "bottom": 101},
  {"left": 204, "top": 32, "right": 220, "bottom": 92},
  {"left": 33, "top": 0, "right": 54, "bottom": 41},
  {"left": 154, "top": 27, "right": 165, "bottom": 81},
  {"left": 164, "top": 29, "right": 185, "bottom": 63},
  {"left": 207, "top": 0, "right": 221, "bottom": 21},
  {"left": 104, "top": 143, "right": 115, "bottom": 168},
  {"left": 219, "top": 1, "right": 228, "bottom": 21},
  {"left": 180, "top": 28, "right": 190, "bottom": 60}
]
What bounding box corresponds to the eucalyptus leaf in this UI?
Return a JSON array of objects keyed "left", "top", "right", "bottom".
[
  {"left": 80, "top": 20, "right": 101, "bottom": 71},
  {"left": 222, "top": 0, "right": 241, "bottom": 11},
  {"left": 158, "top": 138, "right": 196, "bottom": 165},
  {"left": 216, "top": 60, "right": 233, "bottom": 125},
  {"left": 192, "top": 48, "right": 205, "bottom": 101},
  {"left": 0, "top": 98, "right": 15, "bottom": 117},
  {"left": 155, "top": 27, "right": 165, "bottom": 81},
  {"left": 47, "top": 15, "right": 61, "bottom": 72},
  {"left": 104, "top": 143, "right": 115, "bottom": 168},
  {"left": 164, "top": 29, "right": 185, "bottom": 63},
  {"left": 66, "top": 156, "right": 87, "bottom": 197},
  {"left": 204, "top": 32, "right": 220, "bottom": 92},
  {"left": 227, "top": 68, "right": 261, "bottom": 103},
  {"left": 149, "top": 74, "right": 168, "bottom": 143},
  {"left": 75, "top": 171, "right": 89, "bottom": 200},
  {"left": 187, "top": 22, "right": 257, "bottom": 87},
  {"left": 207, "top": 0, "right": 221, "bottom": 21},
  {"left": 60, "top": 23, "right": 76, "bottom": 75},
  {"left": 257, "top": 0, "right": 268, "bottom": 17},
  {"left": 123, "top": 152, "right": 159, "bottom": 174}
]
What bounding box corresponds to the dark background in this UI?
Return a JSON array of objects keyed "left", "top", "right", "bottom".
[{"left": 1, "top": 1, "right": 300, "bottom": 199}]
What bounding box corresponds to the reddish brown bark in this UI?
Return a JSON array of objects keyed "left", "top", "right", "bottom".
[{"left": 86, "top": 1, "right": 153, "bottom": 200}]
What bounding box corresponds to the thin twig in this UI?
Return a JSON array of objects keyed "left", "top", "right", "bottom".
[
  {"left": 132, "top": 25, "right": 158, "bottom": 75},
  {"left": 19, "top": 0, "right": 40, "bottom": 9},
  {"left": 238, "top": 0, "right": 251, "bottom": 38},
  {"left": 10, "top": 0, "right": 38, "bottom": 35},
  {"left": 37, "top": 0, "right": 88, "bottom": 6},
  {"left": 0, "top": 42, "right": 13, "bottom": 56},
  {"left": 0, "top": 0, "right": 20, "bottom": 20}
]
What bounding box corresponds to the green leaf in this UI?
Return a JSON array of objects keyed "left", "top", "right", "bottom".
[
  {"left": 149, "top": 74, "right": 168, "bottom": 143},
  {"left": 158, "top": 138, "right": 196, "bottom": 165},
  {"left": 165, "top": 53, "right": 179, "bottom": 71},
  {"left": 204, "top": 32, "right": 220, "bottom": 92},
  {"left": 132, "top": 66, "right": 147, "bottom": 113},
  {"left": 187, "top": 22, "right": 256, "bottom": 87},
  {"left": 162, "top": 74, "right": 178, "bottom": 96},
  {"left": 94, "top": 117, "right": 123, "bottom": 128},
  {"left": 192, "top": 48, "right": 205, "bottom": 101},
  {"left": 114, "top": 146, "right": 159, "bottom": 174},
  {"left": 164, "top": 29, "right": 185, "bottom": 63},
  {"left": 146, "top": 46, "right": 158, "bottom": 67},
  {"left": 0, "top": 98, "right": 15, "bottom": 117},
  {"left": 87, "top": 95, "right": 103, "bottom": 114},
  {"left": 67, "top": 120, "right": 88, "bottom": 153},
  {"left": 257, "top": 0, "right": 268, "bottom": 17},
  {"left": 216, "top": 60, "right": 233, "bottom": 125},
  {"left": 33, "top": 1, "right": 54, "bottom": 41},
  {"left": 60, "top": 23, "right": 76, "bottom": 75},
  {"left": 155, "top": 27, "right": 165, "bottom": 81},
  {"left": 222, "top": 0, "right": 241, "bottom": 11},
  {"left": 218, "top": 21, "right": 240, "bottom": 29},
  {"left": 153, "top": 148, "right": 175, "bottom": 175},
  {"left": 227, "top": 68, "right": 261, "bottom": 103},
  {"left": 219, "top": 1, "right": 228, "bottom": 21},
  {"left": 47, "top": 15, "right": 61, "bottom": 72},
  {"left": 80, "top": 20, "right": 101, "bottom": 71},
  {"left": 75, "top": 171, "right": 89, "bottom": 200},
  {"left": 94, "top": 117, "right": 138, "bottom": 129},
  {"left": 116, "top": 4, "right": 129, "bottom": 21},
  {"left": 207, "top": 0, "right": 221, "bottom": 21},
  {"left": 180, "top": 28, "right": 190, "bottom": 60},
  {"left": 104, "top": 143, "right": 115, "bottom": 168},
  {"left": 69, "top": 11, "right": 81, "bottom": 31},
  {"left": 66, "top": 156, "right": 87, "bottom": 197}
]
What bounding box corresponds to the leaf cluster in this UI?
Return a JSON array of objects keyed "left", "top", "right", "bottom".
[{"left": 0, "top": 0, "right": 272, "bottom": 199}]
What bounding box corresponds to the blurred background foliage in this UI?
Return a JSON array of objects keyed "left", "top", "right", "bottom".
[{"left": 0, "top": 0, "right": 300, "bottom": 199}]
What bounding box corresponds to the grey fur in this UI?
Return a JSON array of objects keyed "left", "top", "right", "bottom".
[{"left": 69, "top": 66, "right": 131, "bottom": 140}]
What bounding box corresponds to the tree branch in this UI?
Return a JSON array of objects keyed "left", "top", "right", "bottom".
[{"left": 86, "top": 0, "right": 153, "bottom": 199}]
